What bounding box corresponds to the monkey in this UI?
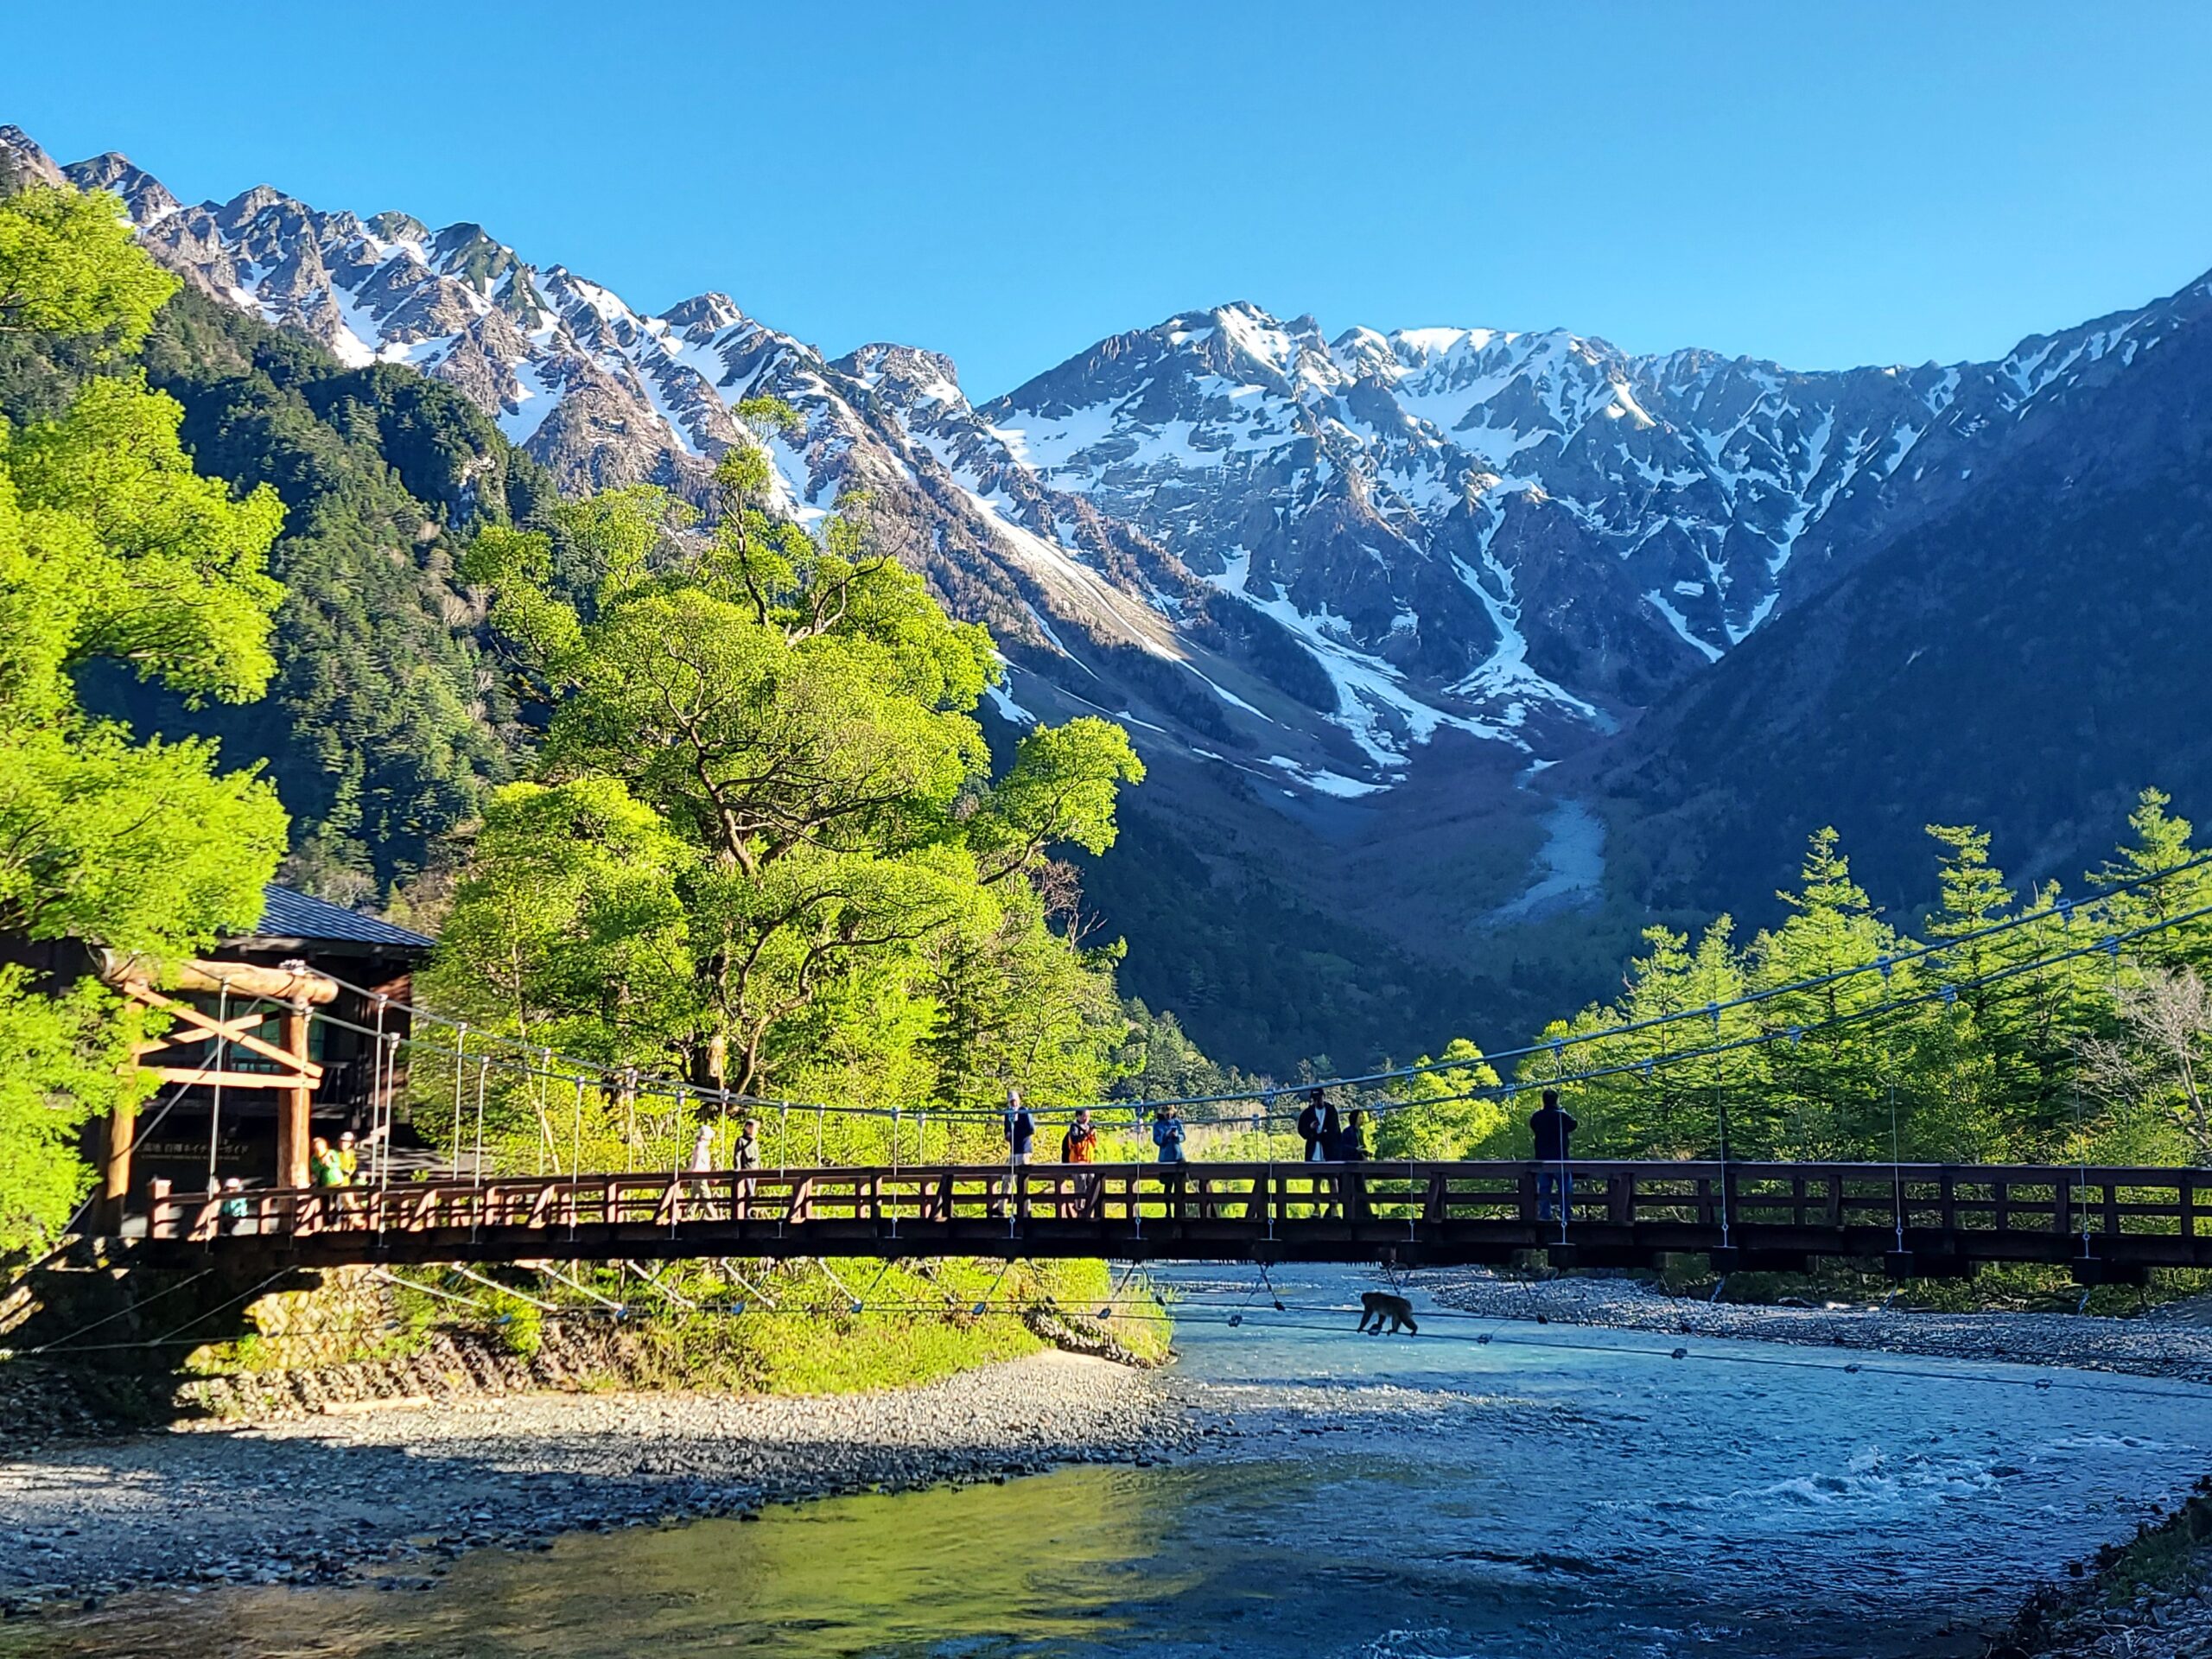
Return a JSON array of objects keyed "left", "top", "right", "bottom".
[{"left": 1356, "top": 1290, "right": 1419, "bottom": 1335}]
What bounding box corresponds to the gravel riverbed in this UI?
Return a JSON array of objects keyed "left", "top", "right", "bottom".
[
  {"left": 0, "top": 1351, "right": 1207, "bottom": 1615},
  {"left": 1419, "top": 1269, "right": 2212, "bottom": 1384}
]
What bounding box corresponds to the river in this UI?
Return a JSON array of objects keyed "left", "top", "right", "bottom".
[{"left": 13, "top": 1263, "right": 2210, "bottom": 1658}]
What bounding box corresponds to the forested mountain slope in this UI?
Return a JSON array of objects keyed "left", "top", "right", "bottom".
[
  {"left": 7, "top": 283, "right": 543, "bottom": 899},
  {"left": 1600, "top": 276, "right": 2212, "bottom": 918}
]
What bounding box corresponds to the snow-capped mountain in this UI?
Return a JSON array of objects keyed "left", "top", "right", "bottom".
[
  {"left": 11, "top": 124, "right": 2209, "bottom": 804},
  {"left": 978, "top": 290, "right": 2202, "bottom": 707}
]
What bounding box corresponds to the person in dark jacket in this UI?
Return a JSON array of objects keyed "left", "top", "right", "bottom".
[
  {"left": 1338, "top": 1109, "right": 1372, "bottom": 1219},
  {"left": 1296, "top": 1089, "right": 1328, "bottom": 1162},
  {"left": 1315, "top": 1097, "right": 1347, "bottom": 1215},
  {"left": 1530, "top": 1088, "right": 1578, "bottom": 1222},
  {"left": 1004, "top": 1089, "right": 1037, "bottom": 1166},
  {"left": 996, "top": 1088, "right": 1037, "bottom": 1221}
]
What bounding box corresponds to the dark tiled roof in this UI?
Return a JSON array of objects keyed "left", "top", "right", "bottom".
[{"left": 251, "top": 884, "right": 435, "bottom": 950}]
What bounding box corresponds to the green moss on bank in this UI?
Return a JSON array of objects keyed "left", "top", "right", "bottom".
[{"left": 181, "top": 1257, "right": 1169, "bottom": 1404}]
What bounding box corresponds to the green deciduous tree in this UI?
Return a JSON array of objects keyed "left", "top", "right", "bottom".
[
  {"left": 423, "top": 422, "right": 1145, "bottom": 1167},
  {"left": 0, "top": 181, "right": 289, "bottom": 1260},
  {"left": 0, "top": 181, "right": 175, "bottom": 348},
  {"left": 1376, "top": 1039, "right": 1505, "bottom": 1160}
]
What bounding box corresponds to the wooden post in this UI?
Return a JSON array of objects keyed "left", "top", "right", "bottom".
[
  {"left": 99, "top": 1093, "right": 137, "bottom": 1233},
  {"left": 278, "top": 1001, "right": 313, "bottom": 1189}
]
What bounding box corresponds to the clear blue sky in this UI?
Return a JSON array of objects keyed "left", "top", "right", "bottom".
[{"left": 8, "top": 1, "right": 2210, "bottom": 399}]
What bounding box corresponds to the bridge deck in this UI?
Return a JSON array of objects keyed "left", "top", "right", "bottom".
[{"left": 119, "top": 1160, "right": 2212, "bottom": 1283}]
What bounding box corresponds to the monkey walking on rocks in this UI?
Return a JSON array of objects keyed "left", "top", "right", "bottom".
[{"left": 1357, "top": 1291, "right": 1419, "bottom": 1335}]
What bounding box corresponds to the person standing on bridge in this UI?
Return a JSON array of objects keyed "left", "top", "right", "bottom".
[
  {"left": 1530, "top": 1089, "right": 1578, "bottom": 1223},
  {"left": 1297, "top": 1089, "right": 1329, "bottom": 1162},
  {"left": 734, "top": 1116, "right": 761, "bottom": 1219},
  {"left": 1338, "top": 1109, "right": 1372, "bottom": 1220},
  {"left": 687, "top": 1121, "right": 718, "bottom": 1220},
  {"left": 1313, "top": 1095, "right": 1345, "bottom": 1216},
  {"left": 1060, "top": 1109, "right": 1099, "bottom": 1217},
  {"left": 997, "top": 1089, "right": 1038, "bottom": 1221},
  {"left": 1004, "top": 1090, "right": 1037, "bottom": 1166},
  {"left": 1152, "top": 1103, "right": 1189, "bottom": 1220},
  {"left": 308, "top": 1135, "right": 346, "bottom": 1224}
]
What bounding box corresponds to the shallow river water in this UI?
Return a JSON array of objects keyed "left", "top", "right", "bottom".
[{"left": 16, "top": 1264, "right": 2212, "bottom": 1658}]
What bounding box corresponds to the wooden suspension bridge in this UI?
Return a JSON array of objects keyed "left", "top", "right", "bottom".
[{"left": 118, "top": 1159, "right": 2212, "bottom": 1285}]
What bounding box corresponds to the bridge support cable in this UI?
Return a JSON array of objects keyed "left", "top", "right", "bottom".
[
  {"left": 1256, "top": 1262, "right": 1287, "bottom": 1313},
  {"left": 448, "top": 1023, "right": 470, "bottom": 1181},
  {"left": 1889, "top": 1077, "right": 1906, "bottom": 1259},
  {"left": 12, "top": 1268, "right": 213, "bottom": 1357},
  {"left": 812, "top": 1259, "right": 862, "bottom": 1312},
  {"left": 366, "top": 993, "right": 389, "bottom": 1191},
  {"left": 470, "top": 1056, "right": 490, "bottom": 1189},
  {"left": 1711, "top": 1002, "right": 1732, "bottom": 1253},
  {"left": 969, "top": 1256, "right": 1014, "bottom": 1318},
  {"left": 1097, "top": 1260, "right": 1138, "bottom": 1320},
  {"left": 446, "top": 1262, "right": 556, "bottom": 1312},
  {"left": 540, "top": 1263, "right": 625, "bottom": 1313},
  {"left": 622, "top": 1261, "right": 698, "bottom": 1311},
  {"left": 721, "top": 1263, "right": 777, "bottom": 1309},
  {"left": 204, "top": 980, "right": 232, "bottom": 1201},
  {"left": 533, "top": 1046, "right": 556, "bottom": 1178},
  {"left": 567, "top": 1077, "right": 586, "bottom": 1244},
  {"left": 375, "top": 1268, "right": 486, "bottom": 1314}
]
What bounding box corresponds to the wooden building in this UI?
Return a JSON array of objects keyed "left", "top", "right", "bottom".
[{"left": 92, "top": 885, "right": 435, "bottom": 1227}]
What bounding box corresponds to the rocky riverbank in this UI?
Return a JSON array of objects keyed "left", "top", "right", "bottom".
[
  {"left": 0, "top": 1351, "right": 1206, "bottom": 1617},
  {"left": 1417, "top": 1268, "right": 2212, "bottom": 1383},
  {"left": 1986, "top": 1489, "right": 2212, "bottom": 1659}
]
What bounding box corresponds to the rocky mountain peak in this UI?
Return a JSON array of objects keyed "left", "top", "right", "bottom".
[
  {"left": 0, "top": 124, "right": 64, "bottom": 188},
  {"left": 58, "top": 150, "right": 178, "bottom": 224},
  {"left": 837, "top": 343, "right": 967, "bottom": 416},
  {"left": 661, "top": 291, "right": 746, "bottom": 336}
]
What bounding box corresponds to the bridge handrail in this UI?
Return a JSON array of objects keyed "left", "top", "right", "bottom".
[{"left": 144, "top": 1157, "right": 2212, "bottom": 1245}]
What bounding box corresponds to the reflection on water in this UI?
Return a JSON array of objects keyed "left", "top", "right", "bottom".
[{"left": 13, "top": 1264, "right": 2212, "bottom": 1659}]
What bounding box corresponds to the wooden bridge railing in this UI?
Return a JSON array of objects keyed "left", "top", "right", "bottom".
[{"left": 134, "top": 1160, "right": 2212, "bottom": 1280}]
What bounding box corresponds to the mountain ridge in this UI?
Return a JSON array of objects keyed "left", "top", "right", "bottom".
[{"left": 12, "top": 120, "right": 2206, "bottom": 812}]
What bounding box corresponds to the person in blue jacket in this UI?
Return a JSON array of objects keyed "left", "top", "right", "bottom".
[
  {"left": 1150, "top": 1104, "right": 1189, "bottom": 1217},
  {"left": 1150, "top": 1104, "right": 1186, "bottom": 1163}
]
